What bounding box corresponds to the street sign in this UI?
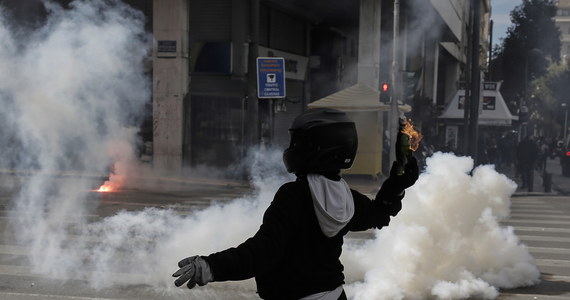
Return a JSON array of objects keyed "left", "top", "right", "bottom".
[
  {"left": 157, "top": 40, "right": 177, "bottom": 58},
  {"left": 257, "top": 57, "right": 286, "bottom": 99}
]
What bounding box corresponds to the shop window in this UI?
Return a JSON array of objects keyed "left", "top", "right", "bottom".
[{"left": 483, "top": 96, "right": 496, "bottom": 110}]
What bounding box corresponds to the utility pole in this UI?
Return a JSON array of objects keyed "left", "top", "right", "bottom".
[
  {"left": 389, "top": 0, "right": 400, "bottom": 165},
  {"left": 469, "top": 0, "right": 481, "bottom": 163},
  {"left": 488, "top": 19, "right": 493, "bottom": 80},
  {"left": 563, "top": 103, "right": 568, "bottom": 142},
  {"left": 246, "top": 0, "right": 260, "bottom": 149},
  {"left": 463, "top": 5, "right": 473, "bottom": 155}
]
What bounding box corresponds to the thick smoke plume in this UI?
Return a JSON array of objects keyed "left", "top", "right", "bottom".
[
  {"left": 0, "top": 1, "right": 539, "bottom": 299},
  {"left": 0, "top": 0, "right": 151, "bottom": 285},
  {"left": 342, "top": 152, "right": 540, "bottom": 299}
]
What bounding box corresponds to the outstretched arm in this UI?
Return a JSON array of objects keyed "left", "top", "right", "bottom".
[{"left": 173, "top": 183, "right": 301, "bottom": 287}]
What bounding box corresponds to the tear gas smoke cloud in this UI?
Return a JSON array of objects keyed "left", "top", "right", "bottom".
[
  {"left": 0, "top": 0, "right": 151, "bottom": 284},
  {"left": 342, "top": 152, "right": 540, "bottom": 299},
  {"left": 22, "top": 148, "right": 540, "bottom": 299},
  {"left": 0, "top": 1, "right": 539, "bottom": 299}
]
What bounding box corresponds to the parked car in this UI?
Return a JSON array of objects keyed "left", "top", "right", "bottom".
[{"left": 562, "top": 136, "right": 570, "bottom": 177}]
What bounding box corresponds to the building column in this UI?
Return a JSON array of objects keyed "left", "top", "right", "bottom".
[
  {"left": 357, "top": 0, "right": 382, "bottom": 88},
  {"left": 152, "top": 0, "right": 189, "bottom": 174},
  {"left": 424, "top": 40, "right": 439, "bottom": 104}
]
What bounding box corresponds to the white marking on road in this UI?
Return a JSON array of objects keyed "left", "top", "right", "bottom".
[
  {"left": 518, "top": 235, "right": 570, "bottom": 243},
  {"left": 0, "top": 264, "right": 149, "bottom": 284},
  {"left": 534, "top": 258, "right": 570, "bottom": 268},
  {"left": 510, "top": 213, "right": 570, "bottom": 219},
  {"left": 504, "top": 219, "right": 570, "bottom": 225},
  {"left": 513, "top": 226, "right": 570, "bottom": 234},
  {"left": 511, "top": 209, "right": 566, "bottom": 214},
  {"left": 0, "top": 291, "right": 126, "bottom": 300},
  {"left": 499, "top": 293, "right": 570, "bottom": 300},
  {"left": 527, "top": 247, "right": 570, "bottom": 255}
]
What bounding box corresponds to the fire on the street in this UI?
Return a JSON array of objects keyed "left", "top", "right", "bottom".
[
  {"left": 96, "top": 174, "right": 123, "bottom": 193},
  {"left": 96, "top": 183, "right": 114, "bottom": 192},
  {"left": 401, "top": 119, "right": 423, "bottom": 151},
  {"left": 95, "top": 163, "right": 125, "bottom": 193}
]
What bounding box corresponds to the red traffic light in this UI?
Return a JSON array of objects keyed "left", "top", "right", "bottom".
[{"left": 379, "top": 82, "right": 390, "bottom": 102}]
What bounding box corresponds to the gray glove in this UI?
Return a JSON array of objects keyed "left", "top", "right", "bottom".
[{"left": 172, "top": 256, "right": 213, "bottom": 289}]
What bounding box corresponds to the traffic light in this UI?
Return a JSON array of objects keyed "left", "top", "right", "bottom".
[{"left": 380, "top": 82, "right": 390, "bottom": 102}]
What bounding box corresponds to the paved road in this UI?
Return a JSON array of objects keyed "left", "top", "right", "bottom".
[
  {"left": 506, "top": 156, "right": 570, "bottom": 196},
  {"left": 498, "top": 195, "right": 570, "bottom": 300},
  {"left": 0, "top": 172, "right": 255, "bottom": 300},
  {"left": 0, "top": 160, "right": 567, "bottom": 300}
]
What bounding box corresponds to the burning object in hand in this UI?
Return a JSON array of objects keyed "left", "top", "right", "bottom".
[
  {"left": 400, "top": 118, "right": 422, "bottom": 151},
  {"left": 395, "top": 118, "right": 423, "bottom": 175}
]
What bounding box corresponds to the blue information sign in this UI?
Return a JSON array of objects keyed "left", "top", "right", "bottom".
[{"left": 257, "top": 57, "right": 286, "bottom": 99}]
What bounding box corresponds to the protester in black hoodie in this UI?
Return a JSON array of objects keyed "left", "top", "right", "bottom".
[{"left": 173, "top": 108, "right": 419, "bottom": 300}]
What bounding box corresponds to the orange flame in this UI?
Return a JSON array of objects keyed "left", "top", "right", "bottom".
[
  {"left": 96, "top": 171, "right": 124, "bottom": 193},
  {"left": 96, "top": 180, "right": 116, "bottom": 192},
  {"left": 401, "top": 119, "right": 423, "bottom": 151}
]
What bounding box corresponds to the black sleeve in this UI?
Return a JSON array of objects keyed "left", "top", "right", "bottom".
[
  {"left": 347, "top": 179, "right": 405, "bottom": 232},
  {"left": 203, "top": 182, "right": 301, "bottom": 282},
  {"left": 375, "top": 176, "right": 406, "bottom": 216}
]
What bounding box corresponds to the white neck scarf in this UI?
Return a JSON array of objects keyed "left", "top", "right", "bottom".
[{"left": 307, "top": 174, "right": 354, "bottom": 237}]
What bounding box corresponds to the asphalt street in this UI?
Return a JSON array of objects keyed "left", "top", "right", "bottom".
[
  {"left": 0, "top": 156, "right": 567, "bottom": 299},
  {"left": 493, "top": 157, "right": 570, "bottom": 299}
]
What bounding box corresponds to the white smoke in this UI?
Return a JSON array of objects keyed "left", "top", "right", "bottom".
[
  {"left": 0, "top": 1, "right": 540, "bottom": 299},
  {"left": 31, "top": 150, "right": 539, "bottom": 299},
  {"left": 342, "top": 152, "right": 540, "bottom": 299},
  {"left": 0, "top": 0, "right": 151, "bottom": 285},
  {"left": 31, "top": 147, "right": 290, "bottom": 292}
]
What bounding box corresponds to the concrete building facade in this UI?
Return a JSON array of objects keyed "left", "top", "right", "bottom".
[
  {"left": 0, "top": 0, "right": 493, "bottom": 175},
  {"left": 149, "top": 0, "right": 491, "bottom": 174},
  {"left": 555, "top": 0, "right": 570, "bottom": 62}
]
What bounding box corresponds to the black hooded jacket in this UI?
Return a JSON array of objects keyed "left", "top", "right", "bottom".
[{"left": 203, "top": 174, "right": 404, "bottom": 299}]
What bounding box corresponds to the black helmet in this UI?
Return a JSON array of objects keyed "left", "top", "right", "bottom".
[{"left": 283, "top": 108, "right": 358, "bottom": 174}]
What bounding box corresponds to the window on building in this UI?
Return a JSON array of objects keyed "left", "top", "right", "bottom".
[
  {"left": 483, "top": 96, "right": 496, "bottom": 110},
  {"left": 189, "top": 95, "right": 243, "bottom": 167},
  {"left": 483, "top": 82, "right": 497, "bottom": 91},
  {"left": 190, "top": 41, "right": 232, "bottom": 74}
]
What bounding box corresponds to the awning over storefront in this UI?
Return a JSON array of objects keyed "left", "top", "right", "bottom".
[
  {"left": 307, "top": 83, "right": 410, "bottom": 178},
  {"left": 307, "top": 83, "right": 411, "bottom": 112},
  {"left": 439, "top": 81, "right": 517, "bottom": 126}
]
